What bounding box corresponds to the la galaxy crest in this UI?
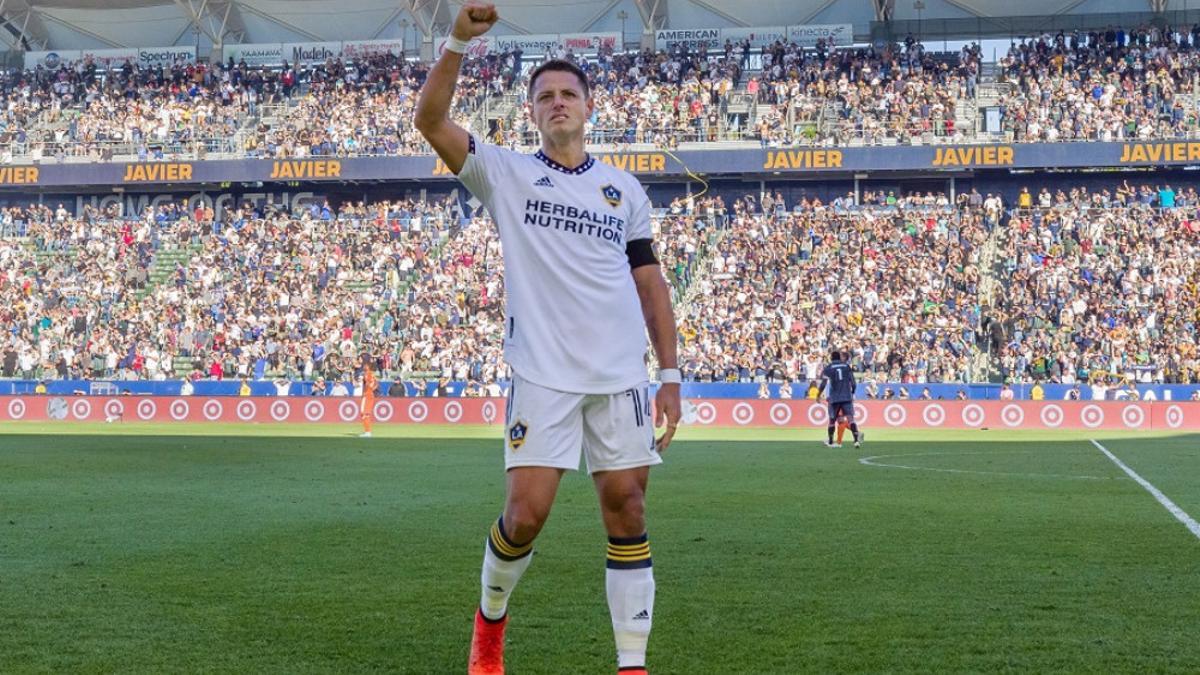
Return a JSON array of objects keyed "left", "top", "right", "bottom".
[
  {"left": 508, "top": 419, "right": 529, "bottom": 450},
  {"left": 601, "top": 184, "right": 622, "bottom": 208}
]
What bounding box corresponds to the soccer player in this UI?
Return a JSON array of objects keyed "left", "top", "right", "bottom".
[
  {"left": 360, "top": 356, "right": 378, "bottom": 438},
  {"left": 819, "top": 350, "right": 862, "bottom": 448},
  {"left": 414, "top": 4, "right": 682, "bottom": 674}
]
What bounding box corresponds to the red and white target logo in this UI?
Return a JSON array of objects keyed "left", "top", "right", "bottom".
[
  {"left": 731, "top": 402, "right": 755, "bottom": 425},
  {"left": 170, "top": 400, "right": 189, "bottom": 420},
  {"left": 304, "top": 401, "right": 325, "bottom": 421},
  {"left": 236, "top": 400, "right": 257, "bottom": 421},
  {"left": 270, "top": 400, "right": 290, "bottom": 421},
  {"left": 7, "top": 398, "right": 25, "bottom": 419},
  {"left": 72, "top": 399, "right": 92, "bottom": 420},
  {"left": 1080, "top": 405, "right": 1104, "bottom": 428},
  {"left": 444, "top": 401, "right": 464, "bottom": 423},
  {"left": 105, "top": 399, "right": 124, "bottom": 419},
  {"left": 1165, "top": 405, "right": 1185, "bottom": 429},
  {"left": 921, "top": 404, "right": 945, "bottom": 426},
  {"left": 1039, "top": 404, "right": 1064, "bottom": 428},
  {"left": 373, "top": 400, "right": 394, "bottom": 422},
  {"left": 694, "top": 402, "right": 717, "bottom": 425},
  {"left": 852, "top": 405, "right": 868, "bottom": 425},
  {"left": 338, "top": 400, "right": 359, "bottom": 421},
  {"left": 1000, "top": 404, "right": 1025, "bottom": 428},
  {"left": 481, "top": 401, "right": 497, "bottom": 424},
  {"left": 408, "top": 401, "right": 429, "bottom": 423},
  {"left": 1121, "top": 405, "right": 1145, "bottom": 429},
  {"left": 806, "top": 403, "right": 828, "bottom": 425},
  {"left": 883, "top": 404, "right": 907, "bottom": 426},
  {"left": 769, "top": 403, "right": 792, "bottom": 426},
  {"left": 137, "top": 400, "right": 157, "bottom": 420},
  {"left": 961, "top": 404, "right": 985, "bottom": 427},
  {"left": 202, "top": 399, "right": 223, "bottom": 421}
]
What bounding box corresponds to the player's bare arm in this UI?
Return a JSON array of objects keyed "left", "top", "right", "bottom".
[
  {"left": 413, "top": 1, "right": 497, "bottom": 174},
  {"left": 633, "top": 264, "right": 681, "bottom": 451}
]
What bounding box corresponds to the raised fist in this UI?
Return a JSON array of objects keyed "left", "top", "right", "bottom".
[{"left": 453, "top": 2, "right": 498, "bottom": 40}]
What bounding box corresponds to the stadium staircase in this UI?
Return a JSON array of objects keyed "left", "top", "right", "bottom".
[
  {"left": 971, "top": 212, "right": 1010, "bottom": 382},
  {"left": 153, "top": 242, "right": 203, "bottom": 379},
  {"left": 673, "top": 217, "right": 730, "bottom": 308},
  {"left": 136, "top": 242, "right": 203, "bottom": 301}
]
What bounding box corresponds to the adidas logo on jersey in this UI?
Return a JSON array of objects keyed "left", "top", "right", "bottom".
[
  {"left": 533, "top": 176, "right": 555, "bottom": 188},
  {"left": 632, "top": 609, "right": 650, "bottom": 620}
]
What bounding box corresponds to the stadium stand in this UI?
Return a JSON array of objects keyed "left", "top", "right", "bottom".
[{"left": 6, "top": 2, "right": 1200, "bottom": 399}]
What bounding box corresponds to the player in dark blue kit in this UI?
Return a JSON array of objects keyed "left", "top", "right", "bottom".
[{"left": 819, "top": 350, "right": 863, "bottom": 448}]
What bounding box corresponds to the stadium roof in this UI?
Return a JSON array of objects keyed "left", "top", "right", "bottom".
[{"left": 0, "top": 0, "right": 1192, "bottom": 52}]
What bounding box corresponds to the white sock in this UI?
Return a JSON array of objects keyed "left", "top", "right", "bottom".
[
  {"left": 480, "top": 517, "right": 533, "bottom": 620},
  {"left": 606, "top": 534, "right": 655, "bottom": 670}
]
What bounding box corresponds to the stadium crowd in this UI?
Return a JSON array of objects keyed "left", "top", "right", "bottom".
[
  {"left": 1, "top": 197, "right": 459, "bottom": 386},
  {"left": 247, "top": 50, "right": 519, "bottom": 158},
  {"left": 755, "top": 38, "right": 981, "bottom": 146},
  {"left": 994, "top": 182, "right": 1200, "bottom": 385},
  {"left": 996, "top": 25, "right": 1200, "bottom": 142},
  {"left": 9, "top": 181, "right": 1200, "bottom": 387},
  {"left": 11, "top": 23, "right": 1200, "bottom": 159},
  {"left": 678, "top": 190, "right": 986, "bottom": 384}
]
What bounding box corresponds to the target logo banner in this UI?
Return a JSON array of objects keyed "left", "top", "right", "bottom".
[
  {"left": 655, "top": 400, "right": 1191, "bottom": 430},
  {"left": 1, "top": 396, "right": 1196, "bottom": 429}
]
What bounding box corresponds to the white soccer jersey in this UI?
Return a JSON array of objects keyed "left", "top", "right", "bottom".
[{"left": 457, "top": 137, "right": 653, "bottom": 394}]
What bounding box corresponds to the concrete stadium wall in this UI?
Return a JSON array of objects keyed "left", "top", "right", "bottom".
[{"left": 2, "top": 397, "right": 1197, "bottom": 431}]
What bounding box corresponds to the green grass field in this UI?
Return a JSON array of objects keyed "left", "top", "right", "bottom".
[{"left": 2, "top": 423, "right": 1199, "bottom": 673}]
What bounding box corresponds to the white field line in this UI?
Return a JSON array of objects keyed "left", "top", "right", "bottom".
[
  {"left": 857, "top": 450, "right": 1122, "bottom": 481},
  {"left": 1090, "top": 439, "right": 1200, "bottom": 541}
]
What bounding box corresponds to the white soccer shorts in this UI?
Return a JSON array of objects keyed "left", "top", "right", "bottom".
[{"left": 503, "top": 374, "right": 661, "bottom": 474}]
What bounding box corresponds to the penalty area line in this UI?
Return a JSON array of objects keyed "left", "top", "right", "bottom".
[{"left": 1090, "top": 439, "right": 1200, "bottom": 542}]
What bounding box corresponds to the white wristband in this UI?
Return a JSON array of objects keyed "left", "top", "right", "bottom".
[
  {"left": 444, "top": 35, "right": 471, "bottom": 54},
  {"left": 658, "top": 368, "right": 682, "bottom": 384}
]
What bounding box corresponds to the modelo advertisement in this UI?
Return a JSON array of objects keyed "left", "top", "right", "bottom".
[{"left": 284, "top": 41, "right": 341, "bottom": 65}]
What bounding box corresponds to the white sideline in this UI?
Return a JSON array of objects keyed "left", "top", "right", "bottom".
[{"left": 1090, "top": 439, "right": 1200, "bottom": 541}]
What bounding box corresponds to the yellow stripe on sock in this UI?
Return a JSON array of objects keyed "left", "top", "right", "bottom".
[
  {"left": 491, "top": 523, "right": 531, "bottom": 557},
  {"left": 606, "top": 550, "right": 652, "bottom": 561},
  {"left": 607, "top": 542, "right": 650, "bottom": 551},
  {"left": 607, "top": 555, "right": 652, "bottom": 564},
  {"left": 604, "top": 540, "right": 652, "bottom": 552}
]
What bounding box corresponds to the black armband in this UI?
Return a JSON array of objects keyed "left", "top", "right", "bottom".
[{"left": 626, "top": 238, "right": 658, "bottom": 269}]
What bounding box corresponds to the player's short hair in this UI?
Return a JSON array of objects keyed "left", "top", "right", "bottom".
[
  {"left": 528, "top": 59, "right": 590, "bottom": 99},
  {"left": 830, "top": 350, "right": 842, "bottom": 361}
]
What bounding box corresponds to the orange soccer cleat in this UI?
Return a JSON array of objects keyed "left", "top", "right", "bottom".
[
  {"left": 618, "top": 668, "right": 648, "bottom": 675},
  {"left": 468, "top": 608, "right": 507, "bottom": 675}
]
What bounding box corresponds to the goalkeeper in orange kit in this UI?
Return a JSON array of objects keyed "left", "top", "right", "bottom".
[
  {"left": 360, "top": 356, "right": 378, "bottom": 438},
  {"left": 834, "top": 411, "right": 851, "bottom": 446}
]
